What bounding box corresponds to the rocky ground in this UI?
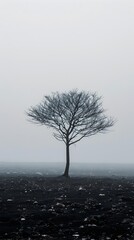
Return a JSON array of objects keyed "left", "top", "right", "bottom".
[{"left": 0, "top": 175, "right": 134, "bottom": 239}]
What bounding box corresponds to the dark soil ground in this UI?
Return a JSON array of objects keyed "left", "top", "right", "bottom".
[{"left": 0, "top": 175, "right": 134, "bottom": 240}]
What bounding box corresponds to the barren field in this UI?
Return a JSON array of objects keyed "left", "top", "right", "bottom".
[{"left": 0, "top": 175, "right": 134, "bottom": 239}]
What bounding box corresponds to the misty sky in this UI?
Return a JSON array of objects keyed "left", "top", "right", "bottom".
[{"left": 0, "top": 0, "right": 134, "bottom": 165}]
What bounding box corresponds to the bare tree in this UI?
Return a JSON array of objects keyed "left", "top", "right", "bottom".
[{"left": 26, "top": 90, "right": 114, "bottom": 177}]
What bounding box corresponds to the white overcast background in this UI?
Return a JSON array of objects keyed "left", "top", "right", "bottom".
[{"left": 0, "top": 0, "right": 134, "bottom": 165}]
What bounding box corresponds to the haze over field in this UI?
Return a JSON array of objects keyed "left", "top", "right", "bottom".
[
  {"left": 0, "top": 0, "right": 134, "bottom": 166},
  {"left": 1, "top": 162, "right": 134, "bottom": 177}
]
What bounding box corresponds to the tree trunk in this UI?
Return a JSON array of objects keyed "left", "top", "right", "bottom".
[{"left": 63, "top": 142, "right": 70, "bottom": 177}]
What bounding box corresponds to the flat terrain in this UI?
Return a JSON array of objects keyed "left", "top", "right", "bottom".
[{"left": 0, "top": 175, "right": 134, "bottom": 239}]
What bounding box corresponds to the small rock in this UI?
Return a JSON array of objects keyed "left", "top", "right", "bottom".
[{"left": 7, "top": 199, "right": 13, "bottom": 202}]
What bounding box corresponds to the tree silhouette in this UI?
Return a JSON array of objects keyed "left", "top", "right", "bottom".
[{"left": 26, "top": 90, "right": 114, "bottom": 177}]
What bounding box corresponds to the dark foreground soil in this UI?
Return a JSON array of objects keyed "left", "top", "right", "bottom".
[{"left": 0, "top": 175, "right": 134, "bottom": 240}]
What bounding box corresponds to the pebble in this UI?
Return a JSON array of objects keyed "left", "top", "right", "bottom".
[{"left": 7, "top": 199, "right": 13, "bottom": 202}]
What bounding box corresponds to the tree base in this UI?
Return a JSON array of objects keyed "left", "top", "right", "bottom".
[
  {"left": 57, "top": 174, "right": 70, "bottom": 179},
  {"left": 62, "top": 174, "right": 70, "bottom": 178}
]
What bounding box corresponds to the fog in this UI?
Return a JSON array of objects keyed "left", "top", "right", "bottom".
[
  {"left": 1, "top": 162, "right": 134, "bottom": 177},
  {"left": 0, "top": 0, "right": 134, "bottom": 167}
]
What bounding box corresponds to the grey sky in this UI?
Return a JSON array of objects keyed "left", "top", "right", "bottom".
[{"left": 0, "top": 0, "right": 134, "bottom": 164}]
